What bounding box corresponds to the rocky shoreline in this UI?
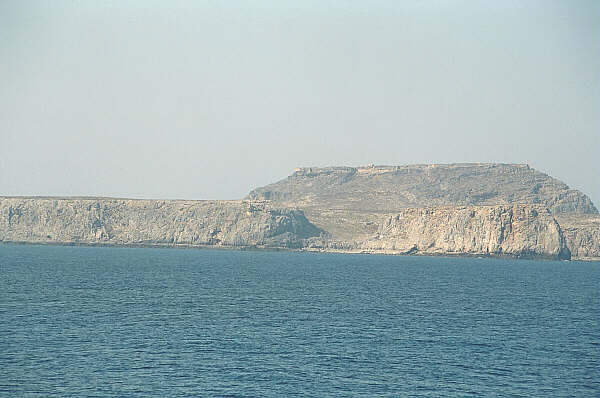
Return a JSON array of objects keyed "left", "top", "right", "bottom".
[
  {"left": 0, "top": 198, "right": 321, "bottom": 250},
  {"left": 0, "top": 238, "right": 593, "bottom": 262},
  {"left": 1, "top": 198, "right": 597, "bottom": 261},
  {"left": 1, "top": 163, "right": 598, "bottom": 261}
]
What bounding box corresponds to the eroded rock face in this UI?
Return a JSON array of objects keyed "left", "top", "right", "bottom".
[
  {"left": 0, "top": 198, "right": 322, "bottom": 249},
  {"left": 248, "top": 163, "right": 599, "bottom": 260},
  {"left": 359, "top": 205, "right": 571, "bottom": 259},
  {"left": 2, "top": 163, "right": 597, "bottom": 261},
  {"left": 555, "top": 215, "right": 600, "bottom": 260}
]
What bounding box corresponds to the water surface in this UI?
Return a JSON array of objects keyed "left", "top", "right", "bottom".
[{"left": 1, "top": 244, "right": 598, "bottom": 397}]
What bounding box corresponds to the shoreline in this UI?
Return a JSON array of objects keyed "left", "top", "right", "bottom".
[{"left": 2, "top": 240, "right": 598, "bottom": 262}]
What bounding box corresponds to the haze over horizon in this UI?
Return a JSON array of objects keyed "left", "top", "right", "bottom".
[{"left": 1, "top": 1, "right": 598, "bottom": 206}]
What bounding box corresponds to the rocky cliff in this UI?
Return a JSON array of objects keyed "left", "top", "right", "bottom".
[
  {"left": 555, "top": 215, "right": 600, "bottom": 260},
  {"left": 362, "top": 205, "right": 570, "bottom": 259},
  {"left": 0, "top": 198, "right": 322, "bottom": 249},
  {"left": 301, "top": 205, "right": 570, "bottom": 259},
  {"left": 2, "top": 163, "right": 598, "bottom": 261},
  {"left": 248, "top": 163, "right": 599, "bottom": 260}
]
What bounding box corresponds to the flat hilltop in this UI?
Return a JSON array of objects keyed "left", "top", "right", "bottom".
[
  {"left": 248, "top": 163, "right": 597, "bottom": 215},
  {"left": 246, "top": 163, "right": 599, "bottom": 259},
  {"left": 1, "top": 163, "right": 598, "bottom": 260}
]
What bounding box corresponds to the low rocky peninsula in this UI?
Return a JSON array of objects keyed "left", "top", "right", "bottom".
[{"left": 2, "top": 163, "right": 599, "bottom": 260}]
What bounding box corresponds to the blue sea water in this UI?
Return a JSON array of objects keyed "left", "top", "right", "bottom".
[{"left": 0, "top": 244, "right": 598, "bottom": 397}]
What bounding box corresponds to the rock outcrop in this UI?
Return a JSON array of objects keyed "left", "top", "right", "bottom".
[
  {"left": 2, "top": 163, "right": 598, "bottom": 261},
  {"left": 248, "top": 163, "right": 597, "bottom": 215},
  {"left": 361, "top": 205, "right": 570, "bottom": 259},
  {"left": 555, "top": 215, "right": 600, "bottom": 260},
  {"left": 249, "top": 163, "right": 599, "bottom": 260},
  {"left": 0, "top": 198, "right": 322, "bottom": 249}
]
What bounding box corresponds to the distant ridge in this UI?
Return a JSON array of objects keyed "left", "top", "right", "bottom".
[
  {"left": 248, "top": 163, "right": 597, "bottom": 215},
  {"left": 1, "top": 163, "right": 598, "bottom": 260}
]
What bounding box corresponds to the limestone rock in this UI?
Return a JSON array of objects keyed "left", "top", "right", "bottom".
[
  {"left": 248, "top": 163, "right": 598, "bottom": 260},
  {"left": 2, "top": 163, "right": 597, "bottom": 261},
  {"left": 248, "top": 163, "right": 597, "bottom": 215},
  {"left": 360, "top": 204, "right": 570, "bottom": 259},
  {"left": 555, "top": 214, "right": 600, "bottom": 260},
  {"left": 0, "top": 198, "right": 322, "bottom": 249}
]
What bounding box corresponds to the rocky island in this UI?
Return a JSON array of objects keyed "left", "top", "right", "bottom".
[
  {"left": 1, "top": 163, "right": 599, "bottom": 260},
  {"left": 0, "top": 199, "right": 320, "bottom": 249}
]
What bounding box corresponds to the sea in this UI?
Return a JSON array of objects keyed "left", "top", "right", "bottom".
[{"left": 1, "top": 243, "right": 598, "bottom": 397}]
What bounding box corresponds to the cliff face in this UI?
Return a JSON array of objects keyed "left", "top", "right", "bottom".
[
  {"left": 0, "top": 198, "right": 322, "bottom": 249},
  {"left": 2, "top": 163, "right": 598, "bottom": 261},
  {"left": 555, "top": 215, "right": 600, "bottom": 260},
  {"left": 360, "top": 205, "right": 570, "bottom": 259},
  {"left": 248, "top": 163, "right": 599, "bottom": 260},
  {"left": 248, "top": 163, "right": 597, "bottom": 215}
]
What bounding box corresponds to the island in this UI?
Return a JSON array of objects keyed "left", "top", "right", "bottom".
[{"left": 2, "top": 163, "right": 599, "bottom": 260}]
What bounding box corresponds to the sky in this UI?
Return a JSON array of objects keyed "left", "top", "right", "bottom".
[{"left": 1, "top": 0, "right": 598, "bottom": 206}]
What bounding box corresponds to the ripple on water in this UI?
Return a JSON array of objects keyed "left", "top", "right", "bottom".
[{"left": 1, "top": 244, "right": 598, "bottom": 397}]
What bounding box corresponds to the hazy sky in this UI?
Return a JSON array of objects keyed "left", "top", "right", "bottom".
[{"left": 1, "top": 1, "right": 598, "bottom": 206}]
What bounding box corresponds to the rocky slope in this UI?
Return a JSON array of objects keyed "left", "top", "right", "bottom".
[
  {"left": 2, "top": 163, "right": 598, "bottom": 261},
  {"left": 248, "top": 163, "right": 599, "bottom": 260},
  {"left": 302, "top": 205, "right": 570, "bottom": 259},
  {"left": 0, "top": 198, "right": 321, "bottom": 249},
  {"left": 364, "top": 205, "right": 570, "bottom": 259},
  {"left": 248, "top": 163, "right": 597, "bottom": 215}
]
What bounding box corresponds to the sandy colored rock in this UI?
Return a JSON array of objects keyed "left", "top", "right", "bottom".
[
  {"left": 0, "top": 198, "right": 321, "bottom": 249},
  {"left": 360, "top": 204, "right": 570, "bottom": 259},
  {"left": 555, "top": 214, "right": 600, "bottom": 260},
  {"left": 248, "top": 163, "right": 597, "bottom": 215},
  {"left": 2, "top": 163, "right": 598, "bottom": 261},
  {"left": 249, "top": 163, "right": 599, "bottom": 260}
]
